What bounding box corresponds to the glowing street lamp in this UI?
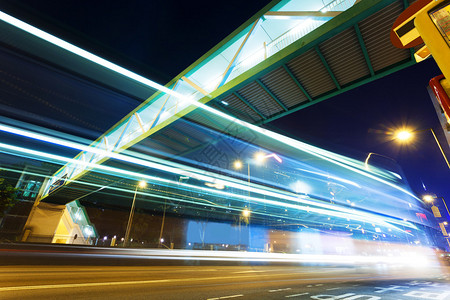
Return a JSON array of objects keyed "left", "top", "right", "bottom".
[
  {"left": 394, "top": 128, "right": 450, "bottom": 169},
  {"left": 422, "top": 194, "right": 450, "bottom": 216},
  {"left": 233, "top": 153, "right": 282, "bottom": 227},
  {"left": 255, "top": 152, "right": 266, "bottom": 163},
  {"left": 255, "top": 152, "right": 283, "bottom": 164},
  {"left": 422, "top": 194, "right": 450, "bottom": 248},
  {"left": 233, "top": 160, "right": 243, "bottom": 170},
  {"left": 423, "top": 194, "right": 435, "bottom": 203},
  {"left": 233, "top": 159, "right": 252, "bottom": 219},
  {"left": 233, "top": 159, "right": 250, "bottom": 183},
  {"left": 233, "top": 152, "right": 283, "bottom": 189},
  {"left": 395, "top": 130, "right": 414, "bottom": 142},
  {"left": 124, "top": 180, "right": 146, "bottom": 247}
]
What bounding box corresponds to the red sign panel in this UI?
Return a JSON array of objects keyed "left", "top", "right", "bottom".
[{"left": 429, "top": 75, "right": 450, "bottom": 123}]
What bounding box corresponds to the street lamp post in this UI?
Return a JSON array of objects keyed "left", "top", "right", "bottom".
[
  {"left": 124, "top": 180, "right": 146, "bottom": 247},
  {"left": 158, "top": 198, "right": 166, "bottom": 248},
  {"left": 428, "top": 128, "right": 450, "bottom": 169},
  {"left": 233, "top": 160, "right": 250, "bottom": 186},
  {"left": 239, "top": 208, "right": 251, "bottom": 250},
  {"left": 393, "top": 128, "right": 450, "bottom": 249},
  {"left": 441, "top": 197, "right": 450, "bottom": 217},
  {"left": 395, "top": 128, "right": 450, "bottom": 169},
  {"left": 233, "top": 152, "right": 282, "bottom": 250},
  {"left": 233, "top": 159, "right": 252, "bottom": 202},
  {"left": 233, "top": 159, "right": 252, "bottom": 250},
  {"left": 423, "top": 194, "right": 450, "bottom": 249},
  {"left": 364, "top": 152, "right": 398, "bottom": 170},
  {"left": 423, "top": 194, "right": 450, "bottom": 217}
]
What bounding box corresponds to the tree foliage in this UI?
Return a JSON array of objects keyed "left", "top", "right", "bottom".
[{"left": 0, "top": 178, "right": 17, "bottom": 217}]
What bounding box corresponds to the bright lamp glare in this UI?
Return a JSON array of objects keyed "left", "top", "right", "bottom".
[
  {"left": 138, "top": 180, "right": 147, "bottom": 188},
  {"left": 422, "top": 195, "right": 434, "bottom": 202},
  {"left": 233, "top": 160, "right": 243, "bottom": 169},
  {"left": 254, "top": 152, "right": 282, "bottom": 163},
  {"left": 396, "top": 130, "right": 413, "bottom": 141},
  {"left": 255, "top": 152, "right": 266, "bottom": 162}
]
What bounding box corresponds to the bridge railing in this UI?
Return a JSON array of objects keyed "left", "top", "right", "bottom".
[{"left": 227, "top": 0, "right": 356, "bottom": 82}]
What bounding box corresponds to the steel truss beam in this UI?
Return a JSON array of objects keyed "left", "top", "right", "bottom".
[
  {"left": 255, "top": 79, "right": 288, "bottom": 111},
  {"left": 233, "top": 91, "right": 267, "bottom": 120},
  {"left": 315, "top": 46, "right": 341, "bottom": 90},
  {"left": 282, "top": 64, "right": 313, "bottom": 102},
  {"left": 354, "top": 24, "right": 374, "bottom": 76}
]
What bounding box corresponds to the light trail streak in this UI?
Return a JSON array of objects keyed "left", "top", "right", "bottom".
[
  {"left": 64, "top": 180, "right": 358, "bottom": 231},
  {"left": 0, "top": 11, "right": 186, "bottom": 100},
  {"left": 193, "top": 102, "right": 421, "bottom": 201},
  {"left": 0, "top": 141, "right": 417, "bottom": 232},
  {"left": 0, "top": 167, "right": 382, "bottom": 233},
  {"left": 0, "top": 247, "right": 439, "bottom": 293},
  {"left": 0, "top": 124, "right": 390, "bottom": 218},
  {"left": 0, "top": 122, "right": 415, "bottom": 230},
  {"left": 0, "top": 141, "right": 401, "bottom": 232},
  {"left": 295, "top": 167, "right": 361, "bottom": 188},
  {"left": 0, "top": 123, "right": 289, "bottom": 197}
]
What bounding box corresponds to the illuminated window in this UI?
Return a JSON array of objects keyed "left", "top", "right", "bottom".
[{"left": 22, "top": 180, "right": 42, "bottom": 199}]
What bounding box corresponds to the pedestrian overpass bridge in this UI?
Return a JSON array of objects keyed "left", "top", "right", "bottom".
[{"left": 0, "top": 0, "right": 435, "bottom": 247}]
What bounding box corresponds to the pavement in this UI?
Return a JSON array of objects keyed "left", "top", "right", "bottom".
[
  {"left": 1, "top": 243, "right": 449, "bottom": 299},
  {"left": 0, "top": 265, "right": 449, "bottom": 299}
]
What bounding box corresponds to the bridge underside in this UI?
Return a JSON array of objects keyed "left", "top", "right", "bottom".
[{"left": 210, "top": 0, "right": 419, "bottom": 126}]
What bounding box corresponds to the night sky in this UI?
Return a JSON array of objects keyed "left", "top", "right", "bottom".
[{"left": 0, "top": 1, "right": 448, "bottom": 212}]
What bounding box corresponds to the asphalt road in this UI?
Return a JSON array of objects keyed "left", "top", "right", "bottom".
[{"left": 0, "top": 265, "right": 449, "bottom": 300}]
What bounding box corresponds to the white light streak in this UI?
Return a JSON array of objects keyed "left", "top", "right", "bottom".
[
  {"left": 0, "top": 11, "right": 186, "bottom": 100},
  {"left": 192, "top": 101, "right": 421, "bottom": 201},
  {"left": 0, "top": 140, "right": 415, "bottom": 232}
]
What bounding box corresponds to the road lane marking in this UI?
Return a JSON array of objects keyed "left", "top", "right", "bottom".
[
  {"left": 0, "top": 273, "right": 398, "bottom": 292},
  {"left": 207, "top": 294, "right": 243, "bottom": 300},
  {"left": 312, "top": 293, "right": 382, "bottom": 300},
  {"left": 233, "top": 270, "right": 266, "bottom": 274},
  {"left": 0, "top": 279, "right": 171, "bottom": 292},
  {"left": 269, "top": 288, "right": 292, "bottom": 292},
  {"left": 374, "top": 285, "right": 407, "bottom": 293},
  {"left": 311, "top": 293, "right": 356, "bottom": 299},
  {"left": 403, "top": 290, "right": 450, "bottom": 299},
  {"left": 285, "top": 292, "right": 309, "bottom": 298},
  {"left": 326, "top": 287, "right": 341, "bottom": 291}
]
